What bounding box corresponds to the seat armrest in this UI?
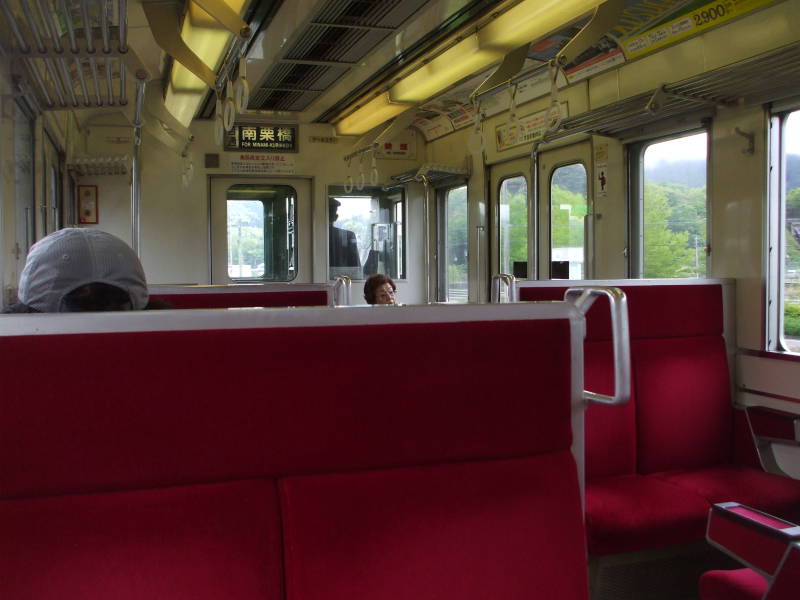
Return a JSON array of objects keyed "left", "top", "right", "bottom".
[
  {"left": 747, "top": 406, "right": 800, "bottom": 443},
  {"left": 746, "top": 406, "right": 800, "bottom": 477},
  {"left": 706, "top": 502, "right": 800, "bottom": 577}
]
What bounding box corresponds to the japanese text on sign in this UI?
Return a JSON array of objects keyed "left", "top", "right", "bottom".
[{"left": 225, "top": 125, "right": 298, "bottom": 152}]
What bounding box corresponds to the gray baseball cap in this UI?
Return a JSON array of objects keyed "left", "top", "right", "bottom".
[{"left": 18, "top": 228, "right": 149, "bottom": 312}]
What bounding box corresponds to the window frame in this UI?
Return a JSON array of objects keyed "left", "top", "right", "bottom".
[
  {"left": 767, "top": 104, "right": 800, "bottom": 354},
  {"left": 627, "top": 127, "right": 710, "bottom": 279}
]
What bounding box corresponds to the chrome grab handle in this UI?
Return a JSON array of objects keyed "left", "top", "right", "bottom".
[
  {"left": 565, "top": 286, "right": 630, "bottom": 406},
  {"left": 490, "top": 273, "right": 516, "bottom": 303},
  {"left": 333, "top": 276, "right": 351, "bottom": 306}
]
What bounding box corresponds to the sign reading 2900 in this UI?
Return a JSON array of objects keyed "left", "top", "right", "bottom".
[
  {"left": 693, "top": 3, "right": 729, "bottom": 25},
  {"left": 225, "top": 125, "right": 298, "bottom": 152}
]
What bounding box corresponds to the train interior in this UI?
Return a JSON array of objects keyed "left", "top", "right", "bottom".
[{"left": 1, "top": 1, "right": 800, "bottom": 599}]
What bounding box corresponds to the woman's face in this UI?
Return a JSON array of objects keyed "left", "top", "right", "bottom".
[{"left": 374, "top": 282, "right": 396, "bottom": 304}]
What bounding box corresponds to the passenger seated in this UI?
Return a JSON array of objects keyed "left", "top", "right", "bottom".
[
  {"left": 4, "top": 228, "right": 166, "bottom": 312},
  {"left": 363, "top": 273, "right": 397, "bottom": 305}
]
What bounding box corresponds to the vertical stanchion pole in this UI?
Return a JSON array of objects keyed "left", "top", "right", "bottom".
[{"left": 131, "top": 72, "right": 147, "bottom": 255}]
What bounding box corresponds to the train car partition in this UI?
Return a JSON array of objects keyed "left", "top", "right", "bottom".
[{"left": 0, "top": 300, "right": 608, "bottom": 600}]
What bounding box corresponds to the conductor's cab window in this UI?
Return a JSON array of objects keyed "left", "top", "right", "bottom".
[
  {"left": 328, "top": 185, "right": 406, "bottom": 281},
  {"left": 227, "top": 184, "right": 297, "bottom": 281}
]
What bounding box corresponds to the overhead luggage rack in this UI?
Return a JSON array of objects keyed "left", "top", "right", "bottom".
[
  {"left": 0, "top": 0, "right": 149, "bottom": 112},
  {"left": 390, "top": 162, "right": 470, "bottom": 185},
  {"left": 68, "top": 154, "right": 131, "bottom": 176},
  {"left": 551, "top": 41, "right": 800, "bottom": 141}
]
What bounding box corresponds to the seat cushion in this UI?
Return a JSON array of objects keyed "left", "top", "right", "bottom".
[
  {"left": 586, "top": 474, "right": 710, "bottom": 555},
  {"left": 1, "top": 318, "right": 573, "bottom": 498},
  {"left": 699, "top": 568, "right": 768, "bottom": 600},
  {"left": 654, "top": 465, "right": 800, "bottom": 522},
  {"left": 280, "top": 453, "right": 588, "bottom": 600},
  {"left": 584, "top": 341, "right": 636, "bottom": 479},
  {"left": 633, "top": 336, "right": 733, "bottom": 474},
  {"left": 0, "top": 480, "right": 283, "bottom": 600}
]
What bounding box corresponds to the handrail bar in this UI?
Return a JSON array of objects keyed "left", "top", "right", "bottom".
[
  {"left": 333, "top": 276, "right": 352, "bottom": 306},
  {"left": 565, "top": 286, "right": 630, "bottom": 406},
  {"left": 490, "top": 273, "right": 516, "bottom": 303}
]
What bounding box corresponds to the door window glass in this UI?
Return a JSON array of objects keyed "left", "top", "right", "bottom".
[
  {"left": 226, "top": 184, "right": 297, "bottom": 281},
  {"left": 550, "top": 163, "right": 587, "bottom": 279},
  {"left": 498, "top": 176, "right": 528, "bottom": 278},
  {"left": 441, "top": 185, "right": 468, "bottom": 302}
]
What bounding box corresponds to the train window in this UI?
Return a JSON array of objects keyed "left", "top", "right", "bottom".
[
  {"left": 226, "top": 184, "right": 297, "bottom": 281},
  {"left": 498, "top": 176, "right": 528, "bottom": 278},
  {"left": 632, "top": 131, "right": 708, "bottom": 278},
  {"left": 769, "top": 108, "right": 800, "bottom": 353},
  {"left": 328, "top": 185, "right": 406, "bottom": 281},
  {"left": 438, "top": 185, "right": 468, "bottom": 303},
  {"left": 43, "top": 133, "right": 63, "bottom": 236},
  {"left": 550, "top": 163, "right": 587, "bottom": 279},
  {"left": 13, "top": 100, "right": 35, "bottom": 256}
]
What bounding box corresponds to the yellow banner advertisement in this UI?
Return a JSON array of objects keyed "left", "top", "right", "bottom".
[{"left": 623, "top": 0, "right": 778, "bottom": 60}]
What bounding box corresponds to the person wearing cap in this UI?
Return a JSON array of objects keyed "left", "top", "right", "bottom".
[
  {"left": 4, "top": 228, "right": 163, "bottom": 313},
  {"left": 328, "top": 198, "right": 361, "bottom": 270}
]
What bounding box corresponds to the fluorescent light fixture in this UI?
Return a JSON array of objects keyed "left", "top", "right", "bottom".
[
  {"left": 335, "top": 93, "right": 414, "bottom": 136},
  {"left": 336, "top": 0, "right": 602, "bottom": 135},
  {"left": 481, "top": 0, "right": 603, "bottom": 51},
  {"left": 164, "top": 0, "right": 247, "bottom": 127},
  {"left": 390, "top": 34, "right": 505, "bottom": 103}
]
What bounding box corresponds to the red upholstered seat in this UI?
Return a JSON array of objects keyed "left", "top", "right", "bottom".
[
  {"left": 633, "top": 336, "right": 733, "bottom": 474},
  {"left": 518, "top": 280, "right": 800, "bottom": 557},
  {"left": 700, "top": 503, "right": 800, "bottom": 600},
  {"left": 699, "top": 568, "right": 768, "bottom": 600},
  {"left": 0, "top": 480, "right": 283, "bottom": 600},
  {"left": 1, "top": 320, "right": 572, "bottom": 498},
  {"left": 1, "top": 305, "right": 587, "bottom": 600},
  {"left": 654, "top": 465, "right": 800, "bottom": 524},
  {"left": 584, "top": 341, "right": 637, "bottom": 479},
  {"left": 281, "top": 453, "right": 587, "bottom": 600},
  {"left": 586, "top": 474, "right": 709, "bottom": 555},
  {"left": 151, "top": 289, "right": 329, "bottom": 308}
]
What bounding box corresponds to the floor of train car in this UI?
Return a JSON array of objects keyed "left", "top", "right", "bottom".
[{"left": 590, "top": 543, "right": 740, "bottom": 600}]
